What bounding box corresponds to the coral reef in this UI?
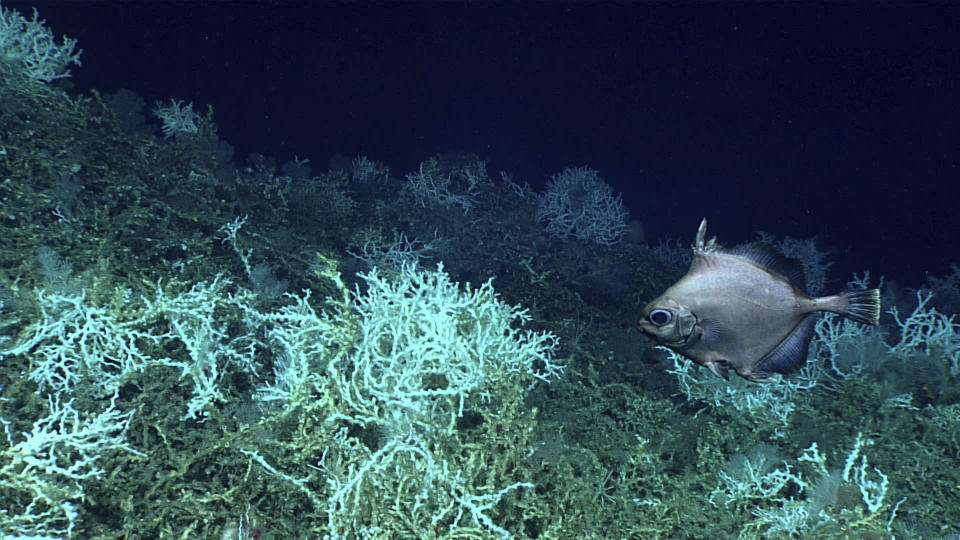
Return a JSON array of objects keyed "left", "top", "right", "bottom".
[{"left": 1, "top": 6, "right": 958, "bottom": 538}]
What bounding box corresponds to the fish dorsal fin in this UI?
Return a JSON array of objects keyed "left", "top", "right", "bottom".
[
  {"left": 753, "top": 313, "right": 817, "bottom": 377},
  {"left": 693, "top": 218, "right": 720, "bottom": 253},
  {"left": 726, "top": 242, "right": 807, "bottom": 292}
]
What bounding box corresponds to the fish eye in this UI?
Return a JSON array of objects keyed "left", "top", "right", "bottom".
[{"left": 648, "top": 309, "right": 673, "bottom": 327}]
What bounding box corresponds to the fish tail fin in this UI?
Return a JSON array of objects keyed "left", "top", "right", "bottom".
[{"left": 842, "top": 288, "right": 881, "bottom": 326}]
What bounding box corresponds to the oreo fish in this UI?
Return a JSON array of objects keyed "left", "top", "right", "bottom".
[{"left": 639, "top": 219, "right": 880, "bottom": 383}]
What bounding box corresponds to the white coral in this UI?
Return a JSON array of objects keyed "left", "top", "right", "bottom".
[
  {"left": 536, "top": 166, "right": 628, "bottom": 245},
  {"left": 0, "top": 5, "right": 81, "bottom": 83},
  {"left": 153, "top": 99, "right": 201, "bottom": 138}
]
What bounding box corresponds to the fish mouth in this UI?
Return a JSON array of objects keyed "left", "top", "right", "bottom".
[
  {"left": 639, "top": 317, "right": 696, "bottom": 347},
  {"left": 640, "top": 327, "right": 693, "bottom": 347},
  {"left": 666, "top": 314, "right": 699, "bottom": 347}
]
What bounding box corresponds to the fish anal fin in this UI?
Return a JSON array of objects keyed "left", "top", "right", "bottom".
[{"left": 754, "top": 313, "right": 817, "bottom": 376}]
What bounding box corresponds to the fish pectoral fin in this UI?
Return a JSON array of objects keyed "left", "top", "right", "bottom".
[
  {"left": 755, "top": 314, "right": 818, "bottom": 376},
  {"left": 705, "top": 360, "right": 730, "bottom": 380},
  {"left": 699, "top": 318, "right": 725, "bottom": 345}
]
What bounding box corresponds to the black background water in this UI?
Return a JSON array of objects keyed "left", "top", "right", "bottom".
[{"left": 17, "top": 1, "right": 958, "bottom": 289}]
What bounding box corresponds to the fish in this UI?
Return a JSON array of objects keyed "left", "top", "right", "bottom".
[{"left": 638, "top": 219, "right": 880, "bottom": 383}]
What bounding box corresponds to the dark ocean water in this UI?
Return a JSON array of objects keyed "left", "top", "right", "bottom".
[{"left": 22, "top": 1, "right": 958, "bottom": 289}]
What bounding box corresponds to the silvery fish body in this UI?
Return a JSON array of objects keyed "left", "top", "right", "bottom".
[{"left": 638, "top": 219, "right": 880, "bottom": 383}]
